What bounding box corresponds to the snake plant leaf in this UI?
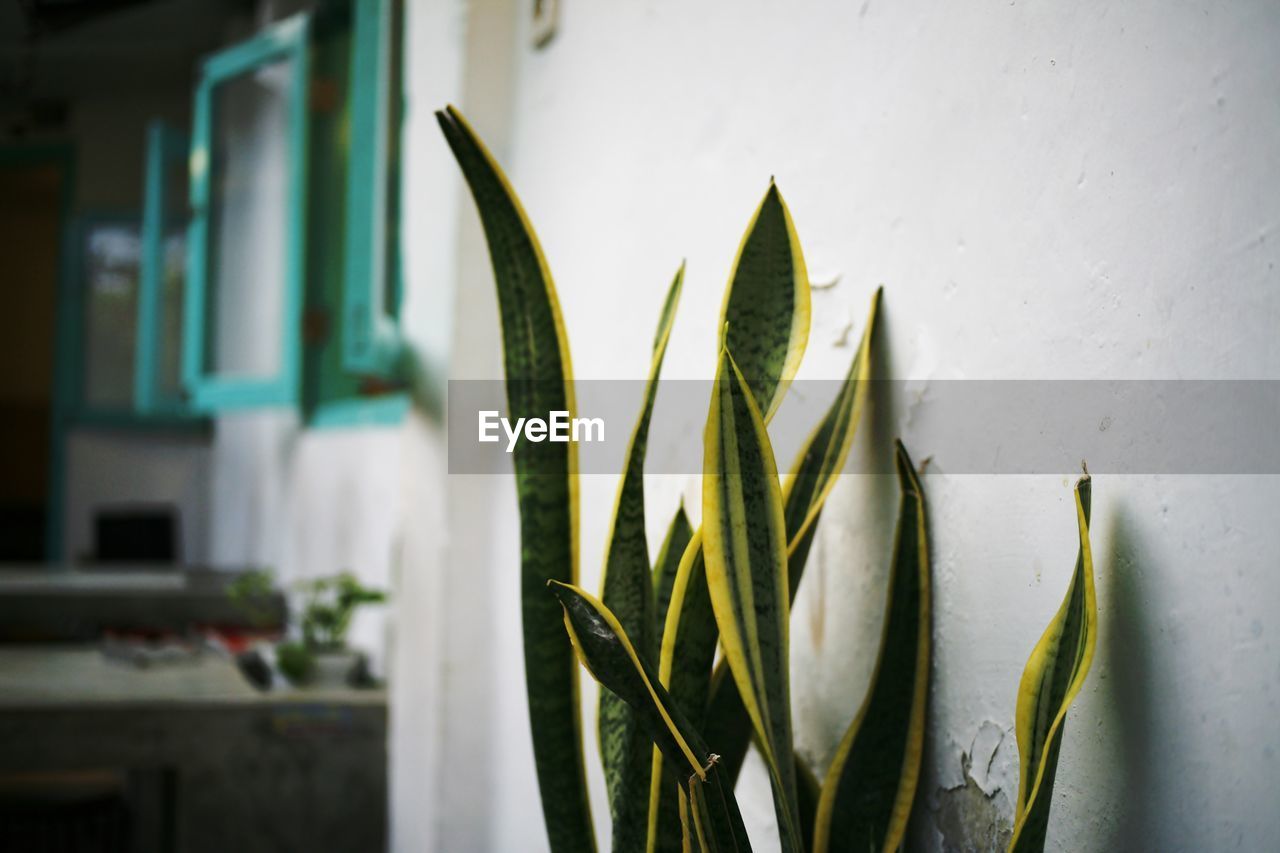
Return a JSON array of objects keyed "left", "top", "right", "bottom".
[
  {"left": 686, "top": 759, "right": 753, "bottom": 853},
  {"left": 1008, "top": 475, "right": 1097, "bottom": 853},
  {"left": 700, "top": 662, "right": 755, "bottom": 791},
  {"left": 796, "top": 756, "right": 821, "bottom": 852},
  {"left": 600, "top": 264, "right": 685, "bottom": 851},
  {"left": 648, "top": 532, "right": 720, "bottom": 853},
  {"left": 550, "top": 582, "right": 752, "bottom": 853},
  {"left": 781, "top": 286, "right": 881, "bottom": 589},
  {"left": 703, "top": 289, "right": 881, "bottom": 786},
  {"left": 813, "top": 440, "right": 930, "bottom": 853},
  {"left": 435, "top": 104, "right": 594, "bottom": 853},
  {"left": 702, "top": 349, "right": 804, "bottom": 853},
  {"left": 719, "top": 180, "right": 811, "bottom": 423},
  {"left": 676, "top": 788, "right": 696, "bottom": 853},
  {"left": 653, "top": 504, "right": 694, "bottom": 639}
]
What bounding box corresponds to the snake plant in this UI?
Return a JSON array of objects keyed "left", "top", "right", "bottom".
[{"left": 438, "top": 104, "right": 1098, "bottom": 852}]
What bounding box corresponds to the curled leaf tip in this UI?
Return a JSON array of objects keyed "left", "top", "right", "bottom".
[{"left": 1080, "top": 459, "right": 1090, "bottom": 479}]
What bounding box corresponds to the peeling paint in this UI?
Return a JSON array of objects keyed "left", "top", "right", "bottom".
[
  {"left": 928, "top": 723, "right": 1015, "bottom": 851},
  {"left": 968, "top": 720, "right": 1005, "bottom": 797},
  {"left": 934, "top": 776, "right": 1013, "bottom": 853}
]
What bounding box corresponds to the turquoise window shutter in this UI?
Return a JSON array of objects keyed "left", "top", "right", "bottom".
[
  {"left": 342, "top": 0, "right": 403, "bottom": 377},
  {"left": 183, "top": 12, "right": 312, "bottom": 411},
  {"left": 137, "top": 119, "right": 191, "bottom": 415}
]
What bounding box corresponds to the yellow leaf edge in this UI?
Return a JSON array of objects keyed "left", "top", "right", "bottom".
[
  {"left": 812, "top": 442, "right": 929, "bottom": 853},
  {"left": 1007, "top": 477, "right": 1098, "bottom": 849},
  {"left": 646, "top": 529, "right": 706, "bottom": 853},
  {"left": 549, "top": 580, "right": 707, "bottom": 783},
  {"left": 715, "top": 179, "right": 812, "bottom": 425}
]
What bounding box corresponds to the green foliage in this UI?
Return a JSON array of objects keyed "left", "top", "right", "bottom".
[
  {"left": 297, "top": 572, "right": 387, "bottom": 651},
  {"left": 225, "top": 569, "right": 277, "bottom": 628},
  {"left": 813, "top": 442, "right": 929, "bottom": 852},
  {"left": 437, "top": 103, "right": 595, "bottom": 852},
  {"left": 438, "top": 104, "right": 1099, "bottom": 853},
  {"left": 275, "top": 639, "right": 314, "bottom": 684},
  {"left": 1009, "top": 475, "right": 1097, "bottom": 853},
  {"left": 598, "top": 266, "right": 684, "bottom": 852}
]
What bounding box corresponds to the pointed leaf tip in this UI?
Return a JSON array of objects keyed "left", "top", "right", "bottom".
[{"left": 718, "top": 178, "right": 810, "bottom": 422}]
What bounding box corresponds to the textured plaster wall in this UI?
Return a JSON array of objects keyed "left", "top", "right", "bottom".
[{"left": 439, "top": 0, "right": 1280, "bottom": 850}]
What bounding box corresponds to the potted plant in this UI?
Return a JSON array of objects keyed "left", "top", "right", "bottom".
[
  {"left": 226, "top": 568, "right": 384, "bottom": 686},
  {"left": 274, "top": 572, "right": 387, "bottom": 688}
]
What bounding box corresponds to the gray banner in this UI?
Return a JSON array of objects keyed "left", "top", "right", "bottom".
[{"left": 447, "top": 380, "right": 1280, "bottom": 475}]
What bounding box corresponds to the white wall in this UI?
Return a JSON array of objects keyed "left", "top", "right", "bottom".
[{"left": 421, "top": 0, "right": 1280, "bottom": 850}]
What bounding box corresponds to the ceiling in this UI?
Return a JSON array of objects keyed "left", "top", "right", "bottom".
[{"left": 0, "top": 0, "right": 252, "bottom": 110}]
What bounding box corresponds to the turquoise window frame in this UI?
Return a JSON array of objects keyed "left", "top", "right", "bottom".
[
  {"left": 136, "top": 119, "right": 192, "bottom": 416},
  {"left": 294, "top": 0, "right": 408, "bottom": 430},
  {"left": 183, "top": 12, "right": 312, "bottom": 411},
  {"left": 342, "top": 0, "right": 404, "bottom": 378}
]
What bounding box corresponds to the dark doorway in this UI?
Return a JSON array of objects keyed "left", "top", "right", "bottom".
[{"left": 0, "top": 151, "right": 68, "bottom": 562}]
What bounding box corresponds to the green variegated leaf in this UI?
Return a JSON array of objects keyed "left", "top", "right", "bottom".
[
  {"left": 704, "top": 289, "right": 881, "bottom": 785},
  {"left": 647, "top": 532, "right": 719, "bottom": 853},
  {"left": 796, "top": 756, "right": 821, "bottom": 853},
  {"left": 719, "top": 181, "right": 811, "bottom": 423},
  {"left": 1008, "top": 475, "right": 1097, "bottom": 853},
  {"left": 600, "top": 264, "right": 685, "bottom": 851},
  {"left": 685, "top": 760, "right": 752, "bottom": 853},
  {"left": 653, "top": 504, "right": 694, "bottom": 639},
  {"left": 700, "top": 663, "right": 754, "bottom": 794},
  {"left": 781, "top": 287, "right": 881, "bottom": 587},
  {"left": 435, "top": 104, "right": 594, "bottom": 853},
  {"left": 702, "top": 349, "right": 803, "bottom": 853},
  {"left": 676, "top": 787, "right": 696, "bottom": 853},
  {"left": 549, "top": 582, "right": 752, "bottom": 853},
  {"left": 814, "top": 441, "right": 930, "bottom": 853}
]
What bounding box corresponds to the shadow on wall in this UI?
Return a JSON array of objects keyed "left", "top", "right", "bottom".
[
  {"left": 1104, "top": 502, "right": 1157, "bottom": 849},
  {"left": 796, "top": 286, "right": 901, "bottom": 764}
]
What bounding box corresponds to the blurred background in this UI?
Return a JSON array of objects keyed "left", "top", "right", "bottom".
[{"left": 0, "top": 0, "right": 1277, "bottom": 851}]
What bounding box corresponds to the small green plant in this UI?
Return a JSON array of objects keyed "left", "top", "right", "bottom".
[
  {"left": 439, "top": 105, "right": 1097, "bottom": 853},
  {"left": 296, "top": 572, "right": 387, "bottom": 652},
  {"left": 226, "top": 570, "right": 387, "bottom": 686},
  {"left": 275, "top": 639, "right": 315, "bottom": 684},
  {"left": 224, "top": 568, "right": 277, "bottom": 628}
]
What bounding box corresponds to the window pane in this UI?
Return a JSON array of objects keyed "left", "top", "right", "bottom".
[
  {"left": 205, "top": 57, "right": 294, "bottom": 379},
  {"left": 82, "top": 224, "right": 139, "bottom": 409}
]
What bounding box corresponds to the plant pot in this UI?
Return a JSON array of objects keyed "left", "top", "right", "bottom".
[{"left": 308, "top": 648, "right": 361, "bottom": 688}]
